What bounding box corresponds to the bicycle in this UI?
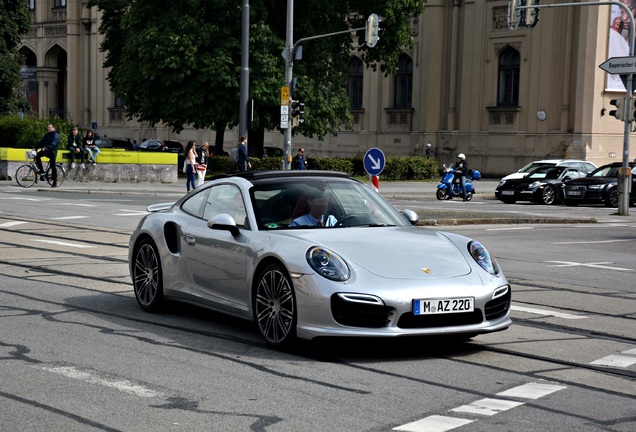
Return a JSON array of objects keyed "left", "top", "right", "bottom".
[{"left": 15, "top": 150, "right": 67, "bottom": 188}]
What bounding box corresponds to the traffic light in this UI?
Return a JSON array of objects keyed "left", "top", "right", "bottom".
[
  {"left": 525, "top": 0, "right": 541, "bottom": 28},
  {"left": 609, "top": 98, "right": 625, "bottom": 121},
  {"left": 290, "top": 100, "right": 305, "bottom": 127},
  {"left": 365, "top": 14, "right": 380, "bottom": 48}
]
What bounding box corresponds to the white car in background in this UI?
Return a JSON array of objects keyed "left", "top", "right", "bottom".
[{"left": 501, "top": 159, "right": 597, "bottom": 181}]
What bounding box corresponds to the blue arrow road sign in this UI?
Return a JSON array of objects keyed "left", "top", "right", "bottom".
[{"left": 364, "top": 148, "right": 385, "bottom": 176}]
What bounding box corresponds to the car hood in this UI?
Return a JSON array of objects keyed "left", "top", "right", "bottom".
[
  {"left": 500, "top": 172, "right": 529, "bottom": 181},
  {"left": 277, "top": 227, "right": 473, "bottom": 279}
]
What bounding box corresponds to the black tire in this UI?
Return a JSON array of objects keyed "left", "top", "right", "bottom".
[
  {"left": 541, "top": 185, "right": 557, "bottom": 205},
  {"left": 464, "top": 192, "right": 473, "bottom": 201},
  {"left": 15, "top": 165, "right": 37, "bottom": 188},
  {"left": 46, "top": 164, "right": 66, "bottom": 187},
  {"left": 254, "top": 263, "right": 297, "bottom": 347},
  {"left": 436, "top": 189, "right": 447, "bottom": 200},
  {"left": 132, "top": 238, "right": 165, "bottom": 312},
  {"left": 604, "top": 188, "right": 619, "bottom": 207}
]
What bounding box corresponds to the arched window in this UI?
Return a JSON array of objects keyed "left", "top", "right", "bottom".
[
  {"left": 497, "top": 47, "right": 520, "bottom": 106},
  {"left": 394, "top": 54, "right": 413, "bottom": 108},
  {"left": 348, "top": 57, "right": 364, "bottom": 109}
]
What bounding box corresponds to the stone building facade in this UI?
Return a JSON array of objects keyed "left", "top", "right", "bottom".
[{"left": 18, "top": 0, "right": 632, "bottom": 176}]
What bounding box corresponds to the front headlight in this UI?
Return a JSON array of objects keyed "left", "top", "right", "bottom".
[
  {"left": 497, "top": 181, "right": 506, "bottom": 188},
  {"left": 529, "top": 181, "right": 541, "bottom": 189},
  {"left": 468, "top": 241, "right": 498, "bottom": 275},
  {"left": 588, "top": 184, "right": 606, "bottom": 190},
  {"left": 306, "top": 246, "right": 350, "bottom": 281}
]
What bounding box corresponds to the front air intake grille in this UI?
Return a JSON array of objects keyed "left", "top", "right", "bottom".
[
  {"left": 485, "top": 289, "right": 511, "bottom": 320},
  {"left": 331, "top": 295, "right": 393, "bottom": 328},
  {"left": 397, "top": 310, "right": 483, "bottom": 329}
]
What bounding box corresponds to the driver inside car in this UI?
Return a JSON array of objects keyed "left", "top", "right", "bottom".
[{"left": 290, "top": 189, "right": 338, "bottom": 227}]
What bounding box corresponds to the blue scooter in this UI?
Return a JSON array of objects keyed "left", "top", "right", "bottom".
[{"left": 436, "top": 164, "right": 481, "bottom": 201}]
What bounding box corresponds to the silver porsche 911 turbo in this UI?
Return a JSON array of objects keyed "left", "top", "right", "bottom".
[{"left": 129, "top": 171, "right": 511, "bottom": 347}]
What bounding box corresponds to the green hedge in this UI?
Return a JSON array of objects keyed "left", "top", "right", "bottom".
[{"left": 202, "top": 155, "right": 440, "bottom": 180}]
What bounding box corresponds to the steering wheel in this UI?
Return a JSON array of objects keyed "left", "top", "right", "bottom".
[{"left": 335, "top": 214, "right": 361, "bottom": 227}]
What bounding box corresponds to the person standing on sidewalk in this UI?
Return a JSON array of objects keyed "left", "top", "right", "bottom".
[
  {"left": 184, "top": 140, "right": 198, "bottom": 193},
  {"left": 196, "top": 142, "right": 209, "bottom": 187},
  {"left": 67, "top": 127, "right": 86, "bottom": 168},
  {"left": 236, "top": 136, "right": 251, "bottom": 172},
  {"left": 292, "top": 148, "right": 307, "bottom": 170},
  {"left": 34, "top": 123, "right": 59, "bottom": 186}
]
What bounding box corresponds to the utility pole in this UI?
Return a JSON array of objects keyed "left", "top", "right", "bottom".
[{"left": 239, "top": 0, "right": 250, "bottom": 149}]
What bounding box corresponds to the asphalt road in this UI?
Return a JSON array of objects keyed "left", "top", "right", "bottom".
[{"left": 0, "top": 179, "right": 635, "bottom": 431}]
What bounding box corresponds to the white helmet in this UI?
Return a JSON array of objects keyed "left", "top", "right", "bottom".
[{"left": 458, "top": 153, "right": 465, "bottom": 160}]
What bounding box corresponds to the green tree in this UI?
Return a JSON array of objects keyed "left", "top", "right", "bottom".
[
  {"left": 87, "top": 0, "right": 425, "bottom": 150},
  {"left": 0, "top": 0, "right": 32, "bottom": 115}
]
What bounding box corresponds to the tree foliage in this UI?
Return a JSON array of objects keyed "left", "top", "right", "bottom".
[
  {"left": 87, "top": 0, "right": 425, "bottom": 139},
  {"left": 0, "top": 0, "right": 32, "bottom": 115}
]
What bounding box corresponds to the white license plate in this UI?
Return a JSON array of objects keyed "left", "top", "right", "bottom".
[
  {"left": 413, "top": 297, "right": 475, "bottom": 315},
  {"left": 501, "top": 190, "right": 514, "bottom": 195},
  {"left": 566, "top": 191, "right": 581, "bottom": 196}
]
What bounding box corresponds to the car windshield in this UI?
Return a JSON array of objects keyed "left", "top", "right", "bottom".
[
  {"left": 526, "top": 166, "right": 565, "bottom": 179},
  {"left": 589, "top": 166, "right": 617, "bottom": 177},
  {"left": 250, "top": 178, "right": 410, "bottom": 229},
  {"left": 518, "top": 162, "right": 557, "bottom": 173}
]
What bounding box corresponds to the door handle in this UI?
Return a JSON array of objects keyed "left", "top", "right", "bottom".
[{"left": 185, "top": 235, "right": 196, "bottom": 246}]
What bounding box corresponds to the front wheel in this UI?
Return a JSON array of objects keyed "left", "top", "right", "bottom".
[
  {"left": 436, "top": 188, "right": 447, "bottom": 200},
  {"left": 254, "top": 263, "right": 297, "bottom": 347},
  {"left": 15, "top": 165, "right": 37, "bottom": 188},
  {"left": 605, "top": 188, "right": 619, "bottom": 207},
  {"left": 541, "top": 185, "right": 557, "bottom": 205},
  {"left": 132, "top": 238, "right": 165, "bottom": 312},
  {"left": 464, "top": 191, "right": 473, "bottom": 201}
]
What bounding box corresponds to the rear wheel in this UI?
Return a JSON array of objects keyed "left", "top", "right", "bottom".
[
  {"left": 254, "top": 263, "right": 297, "bottom": 347},
  {"left": 541, "top": 185, "right": 557, "bottom": 205},
  {"left": 15, "top": 165, "right": 37, "bottom": 188},
  {"left": 436, "top": 189, "right": 447, "bottom": 200},
  {"left": 132, "top": 238, "right": 164, "bottom": 312},
  {"left": 464, "top": 192, "right": 473, "bottom": 201},
  {"left": 46, "top": 164, "right": 66, "bottom": 187},
  {"left": 605, "top": 188, "right": 619, "bottom": 207}
]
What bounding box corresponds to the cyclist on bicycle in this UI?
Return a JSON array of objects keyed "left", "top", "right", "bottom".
[{"left": 35, "top": 123, "right": 59, "bottom": 186}]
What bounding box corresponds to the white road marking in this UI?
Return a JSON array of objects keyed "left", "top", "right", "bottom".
[
  {"left": 486, "top": 226, "right": 535, "bottom": 231},
  {"left": 451, "top": 398, "right": 524, "bottom": 416},
  {"left": 113, "top": 209, "right": 148, "bottom": 216},
  {"left": 552, "top": 239, "right": 632, "bottom": 245},
  {"left": 496, "top": 382, "right": 567, "bottom": 399},
  {"left": 393, "top": 416, "right": 473, "bottom": 432},
  {"left": 7, "top": 197, "right": 49, "bottom": 201},
  {"left": 60, "top": 203, "right": 97, "bottom": 207},
  {"left": 511, "top": 305, "right": 587, "bottom": 319},
  {"left": 0, "top": 221, "right": 29, "bottom": 228},
  {"left": 623, "top": 348, "right": 636, "bottom": 355},
  {"left": 50, "top": 216, "right": 89, "bottom": 220},
  {"left": 546, "top": 261, "right": 633, "bottom": 271},
  {"left": 38, "top": 366, "right": 162, "bottom": 398},
  {"left": 33, "top": 239, "right": 95, "bottom": 249},
  {"left": 393, "top": 382, "right": 565, "bottom": 432},
  {"left": 589, "top": 355, "right": 636, "bottom": 368}
]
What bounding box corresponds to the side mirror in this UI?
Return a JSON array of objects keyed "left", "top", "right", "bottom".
[
  {"left": 402, "top": 209, "right": 419, "bottom": 226},
  {"left": 208, "top": 213, "right": 240, "bottom": 237}
]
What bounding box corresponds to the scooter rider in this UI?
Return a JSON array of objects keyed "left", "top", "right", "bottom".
[{"left": 453, "top": 153, "right": 468, "bottom": 200}]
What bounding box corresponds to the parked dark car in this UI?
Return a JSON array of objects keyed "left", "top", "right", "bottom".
[
  {"left": 263, "top": 146, "right": 284, "bottom": 157},
  {"left": 95, "top": 138, "right": 133, "bottom": 150},
  {"left": 495, "top": 165, "right": 586, "bottom": 205},
  {"left": 563, "top": 162, "right": 636, "bottom": 207},
  {"left": 138, "top": 139, "right": 183, "bottom": 153}
]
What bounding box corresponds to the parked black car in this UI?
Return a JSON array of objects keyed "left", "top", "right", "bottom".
[
  {"left": 95, "top": 138, "right": 133, "bottom": 150},
  {"left": 138, "top": 139, "right": 183, "bottom": 153},
  {"left": 495, "top": 165, "right": 586, "bottom": 205},
  {"left": 563, "top": 162, "right": 636, "bottom": 207}
]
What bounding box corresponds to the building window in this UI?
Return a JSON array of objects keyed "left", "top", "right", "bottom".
[
  {"left": 497, "top": 47, "right": 520, "bottom": 106},
  {"left": 394, "top": 54, "right": 413, "bottom": 108},
  {"left": 53, "top": 0, "right": 67, "bottom": 8},
  {"left": 27, "top": 0, "right": 35, "bottom": 11},
  {"left": 114, "top": 95, "right": 124, "bottom": 108},
  {"left": 348, "top": 57, "right": 364, "bottom": 109}
]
